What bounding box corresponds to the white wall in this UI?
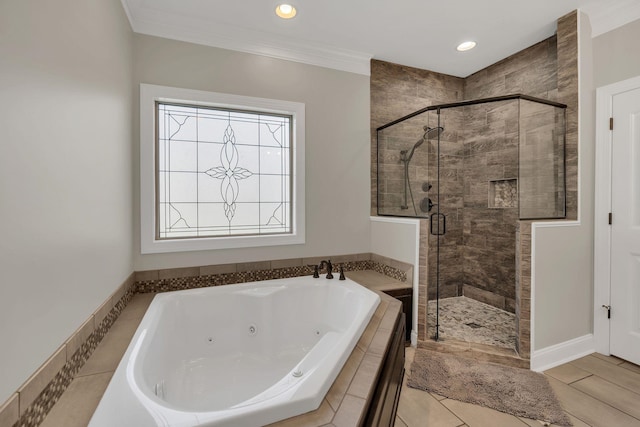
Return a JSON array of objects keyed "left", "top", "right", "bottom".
[
  {"left": 593, "top": 18, "right": 640, "bottom": 88},
  {"left": 531, "top": 11, "right": 595, "bottom": 369},
  {"left": 370, "top": 216, "right": 420, "bottom": 345},
  {"left": 0, "top": 0, "right": 134, "bottom": 403},
  {"left": 132, "top": 35, "right": 371, "bottom": 270}
]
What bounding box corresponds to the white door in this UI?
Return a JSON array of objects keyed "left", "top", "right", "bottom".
[{"left": 610, "top": 87, "right": 640, "bottom": 365}]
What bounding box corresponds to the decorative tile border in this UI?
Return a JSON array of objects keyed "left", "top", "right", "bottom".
[
  {"left": 12, "top": 280, "right": 134, "bottom": 427},
  {"left": 4, "top": 254, "right": 411, "bottom": 427},
  {"left": 134, "top": 260, "right": 407, "bottom": 294}
]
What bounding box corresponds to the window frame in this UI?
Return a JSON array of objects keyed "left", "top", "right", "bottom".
[{"left": 140, "top": 84, "right": 305, "bottom": 254}]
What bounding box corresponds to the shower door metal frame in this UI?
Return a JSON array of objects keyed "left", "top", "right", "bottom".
[{"left": 376, "top": 93, "right": 568, "bottom": 344}]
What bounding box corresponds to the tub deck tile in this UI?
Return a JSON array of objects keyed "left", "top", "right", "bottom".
[
  {"left": 38, "top": 372, "right": 113, "bottom": 427},
  {"left": 326, "top": 347, "right": 366, "bottom": 411},
  {"left": 347, "top": 353, "right": 384, "bottom": 400},
  {"left": 332, "top": 394, "right": 367, "bottom": 427},
  {"left": 266, "top": 399, "right": 334, "bottom": 427},
  {"left": 76, "top": 316, "right": 140, "bottom": 377},
  {"left": 34, "top": 273, "right": 402, "bottom": 427},
  {"left": 356, "top": 298, "right": 389, "bottom": 353}
]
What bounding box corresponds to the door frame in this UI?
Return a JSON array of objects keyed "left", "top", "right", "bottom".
[{"left": 594, "top": 75, "right": 640, "bottom": 355}]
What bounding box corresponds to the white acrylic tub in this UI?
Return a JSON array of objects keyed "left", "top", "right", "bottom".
[{"left": 89, "top": 275, "right": 380, "bottom": 427}]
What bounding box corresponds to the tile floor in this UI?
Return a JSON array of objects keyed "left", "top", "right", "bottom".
[
  {"left": 396, "top": 347, "right": 640, "bottom": 427},
  {"left": 38, "top": 294, "right": 640, "bottom": 427},
  {"left": 427, "top": 297, "right": 517, "bottom": 350}
]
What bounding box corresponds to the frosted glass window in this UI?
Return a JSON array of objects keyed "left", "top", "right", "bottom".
[{"left": 156, "top": 103, "right": 292, "bottom": 239}]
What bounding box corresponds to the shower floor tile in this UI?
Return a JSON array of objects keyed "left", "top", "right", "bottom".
[{"left": 427, "top": 296, "right": 516, "bottom": 350}]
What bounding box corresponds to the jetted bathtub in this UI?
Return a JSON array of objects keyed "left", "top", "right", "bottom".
[{"left": 89, "top": 275, "right": 380, "bottom": 427}]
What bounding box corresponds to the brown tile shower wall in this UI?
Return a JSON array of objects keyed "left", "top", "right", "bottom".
[
  {"left": 426, "top": 107, "right": 465, "bottom": 301},
  {"left": 460, "top": 37, "right": 559, "bottom": 312},
  {"left": 370, "top": 60, "right": 463, "bottom": 342},
  {"left": 370, "top": 60, "right": 464, "bottom": 217},
  {"left": 371, "top": 11, "right": 579, "bottom": 356},
  {"left": 557, "top": 12, "right": 579, "bottom": 222},
  {"left": 464, "top": 37, "right": 559, "bottom": 101},
  {"left": 460, "top": 101, "right": 520, "bottom": 312},
  {"left": 516, "top": 221, "right": 533, "bottom": 359},
  {"left": 519, "top": 100, "right": 567, "bottom": 219}
]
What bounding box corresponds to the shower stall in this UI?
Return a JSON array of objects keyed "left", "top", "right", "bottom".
[{"left": 377, "top": 95, "right": 566, "bottom": 355}]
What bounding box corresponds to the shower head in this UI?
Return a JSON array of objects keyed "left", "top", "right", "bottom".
[
  {"left": 423, "top": 125, "right": 444, "bottom": 139},
  {"left": 401, "top": 125, "right": 445, "bottom": 163}
]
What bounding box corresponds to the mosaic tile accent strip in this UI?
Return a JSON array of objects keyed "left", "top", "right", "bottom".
[
  {"left": 134, "top": 261, "right": 407, "bottom": 294},
  {"left": 12, "top": 288, "right": 134, "bottom": 427}
]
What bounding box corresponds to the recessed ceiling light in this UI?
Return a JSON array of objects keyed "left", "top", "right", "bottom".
[
  {"left": 276, "top": 4, "right": 297, "bottom": 19},
  {"left": 456, "top": 41, "right": 477, "bottom": 52}
]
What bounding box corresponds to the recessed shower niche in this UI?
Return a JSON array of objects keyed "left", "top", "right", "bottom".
[
  {"left": 376, "top": 94, "right": 566, "bottom": 355},
  {"left": 489, "top": 179, "right": 517, "bottom": 208}
]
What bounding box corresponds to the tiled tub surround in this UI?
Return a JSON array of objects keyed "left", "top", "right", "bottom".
[
  {"left": 134, "top": 254, "right": 409, "bottom": 294},
  {"left": 39, "top": 283, "right": 402, "bottom": 427},
  {"left": 0, "top": 274, "right": 136, "bottom": 427},
  {"left": 370, "top": 11, "right": 579, "bottom": 361},
  {"left": 0, "top": 253, "right": 411, "bottom": 427},
  {"left": 90, "top": 276, "right": 381, "bottom": 426}
]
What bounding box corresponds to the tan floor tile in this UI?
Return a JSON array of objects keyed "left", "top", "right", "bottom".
[
  {"left": 547, "top": 376, "right": 640, "bottom": 427},
  {"left": 394, "top": 416, "right": 408, "bottom": 427},
  {"left": 431, "top": 392, "right": 447, "bottom": 401},
  {"left": 118, "top": 293, "right": 155, "bottom": 320},
  {"left": 397, "top": 385, "right": 463, "bottom": 426},
  {"left": 544, "top": 363, "right": 591, "bottom": 384},
  {"left": 518, "top": 417, "right": 551, "bottom": 426},
  {"left": 39, "top": 372, "right": 112, "bottom": 427},
  {"left": 440, "top": 399, "right": 528, "bottom": 427},
  {"left": 571, "top": 375, "right": 640, "bottom": 420},
  {"left": 405, "top": 346, "right": 415, "bottom": 368},
  {"left": 518, "top": 414, "right": 588, "bottom": 427},
  {"left": 566, "top": 414, "right": 593, "bottom": 427},
  {"left": 570, "top": 355, "right": 640, "bottom": 395},
  {"left": 77, "top": 317, "right": 140, "bottom": 376},
  {"left": 620, "top": 361, "right": 640, "bottom": 375},
  {"left": 591, "top": 352, "right": 625, "bottom": 365}
]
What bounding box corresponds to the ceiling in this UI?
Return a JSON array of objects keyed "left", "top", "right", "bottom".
[{"left": 121, "top": 0, "right": 640, "bottom": 77}]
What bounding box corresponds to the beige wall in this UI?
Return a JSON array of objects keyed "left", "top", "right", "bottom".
[
  {"left": 593, "top": 18, "right": 640, "bottom": 88},
  {"left": 133, "top": 35, "right": 371, "bottom": 271},
  {"left": 532, "top": 11, "right": 595, "bottom": 352},
  {"left": 0, "top": 0, "right": 134, "bottom": 403}
]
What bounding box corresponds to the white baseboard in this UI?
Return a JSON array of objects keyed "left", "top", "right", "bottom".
[{"left": 531, "top": 334, "right": 595, "bottom": 372}]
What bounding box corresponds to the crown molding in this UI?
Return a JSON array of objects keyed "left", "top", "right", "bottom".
[
  {"left": 582, "top": 0, "right": 640, "bottom": 38},
  {"left": 123, "top": 3, "right": 372, "bottom": 76}
]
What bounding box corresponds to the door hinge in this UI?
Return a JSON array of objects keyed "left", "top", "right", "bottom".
[
  {"left": 610, "top": 117, "right": 614, "bottom": 130},
  {"left": 609, "top": 212, "right": 612, "bottom": 225},
  {"left": 602, "top": 305, "right": 611, "bottom": 319}
]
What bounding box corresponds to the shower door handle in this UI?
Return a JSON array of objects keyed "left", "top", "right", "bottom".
[{"left": 429, "top": 213, "right": 446, "bottom": 236}]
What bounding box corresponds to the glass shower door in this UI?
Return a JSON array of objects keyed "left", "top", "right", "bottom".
[{"left": 429, "top": 106, "right": 465, "bottom": 341}]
